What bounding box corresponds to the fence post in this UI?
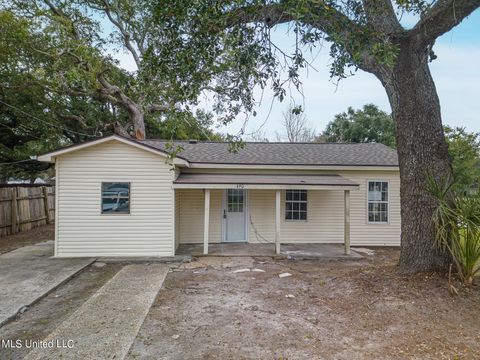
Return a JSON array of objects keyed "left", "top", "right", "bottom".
[
  {"left": 43, "top": 186, "right": 50, "bottom": 224},
  {"left": 11, "top": 188, "right": 17, "bottom": 235}
]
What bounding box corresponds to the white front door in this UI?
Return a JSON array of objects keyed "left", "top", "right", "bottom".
[{"left": 224, "top": 189, "right": 247, "bottom": 242}]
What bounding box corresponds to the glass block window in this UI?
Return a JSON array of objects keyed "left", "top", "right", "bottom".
[
  {"left": 367, "top": 181, "right": 388, "bottom": 223},
  {"left": 227, "top": 189, "right": 244, "bottom": 212},
  {"left": 101, "top": 182, "right": 130, "bottom": 214},
  {"left": 285, "top": 190, "right": 307, "bottom": 221}
]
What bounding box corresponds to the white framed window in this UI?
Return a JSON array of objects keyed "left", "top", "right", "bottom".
[
  {"left": 101, "top": 182, "right": 130, "bottom": 214},
  {"left": 367, "top": 180, "right": 388, "bottom": 223},
  {"left": 285, "top": 190, "right": 307, "bottom": 221}
]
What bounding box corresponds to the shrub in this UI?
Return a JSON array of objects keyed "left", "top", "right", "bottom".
[{"left": 428, "top": 177, "right": 480, "bottom": 285}]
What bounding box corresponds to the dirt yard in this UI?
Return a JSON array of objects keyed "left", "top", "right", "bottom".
[
  {"left": 0, "top": 224, "right": 54, "bottom": 254},
  {"left": 0, "top": 247, "right": 479, "bottom": 359},
  {"left": 128, "top": 250, "right": 480, "bottom": 360}
]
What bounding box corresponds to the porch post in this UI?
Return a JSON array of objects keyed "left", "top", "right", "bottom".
[
  {"left": 204, "top": 189, "right": 210, "bottom": 255},
  {"left": 275, "top": 189, "right": 281, "bottom": 255},
  {"left": 344, "top": 190, "right": 350, "bottom": 255}
]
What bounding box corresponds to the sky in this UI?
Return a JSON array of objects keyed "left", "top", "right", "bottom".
[{"left": 113, "top": 7, "right": 480, "bottom": 140}]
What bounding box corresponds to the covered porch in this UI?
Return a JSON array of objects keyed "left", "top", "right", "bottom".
[{"left": 173, "top": 173, "right": 359, "bottom": 256}]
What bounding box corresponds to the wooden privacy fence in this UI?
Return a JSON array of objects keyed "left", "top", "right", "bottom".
[{"left": 0, "top": 185, "right": 55, "bottom": 237}]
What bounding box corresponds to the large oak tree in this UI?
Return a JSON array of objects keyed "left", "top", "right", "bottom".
[
  {"left": 147, "top": 0, "right": 479, "bottom": 273},
  {"left": 1, "top": 2, "right": 224, "bottom": 179}
]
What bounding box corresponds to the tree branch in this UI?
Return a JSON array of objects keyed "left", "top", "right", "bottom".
[
  {"left": 224, "top": 2, "right": 378, "bottom": 73},
  {"left": 145, "top": 104, "right": 169, "bottom": 113},
  {"left": 42, "top": 0, "right": 147, "bottom": 139},
  {"left": 225, "top": 2, "right": 365, "bottom": 37},
  {"left": 59, "top": 113, "right": 87, "bottom": 128},
  {"left": 97, "top": 72, "right": 145, "bottom": 139},
  {"left": 99, "top": 0, "right": 142, "bottom": 68},
  {"left": 362, "top": 0, "right": 403, "bottom": 34},
  {"left": 225, "top": 3, "right": 294, "bottom": 28},
  {"left": 411, "top": 0, "right": 480, "bottom": 45}
]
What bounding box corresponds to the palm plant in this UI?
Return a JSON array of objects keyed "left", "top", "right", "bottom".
[{"left": 428, "top": 176, "right": 480, "bottom": 285}]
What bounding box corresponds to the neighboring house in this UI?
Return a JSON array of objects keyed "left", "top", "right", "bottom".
[{"left": 38, "top": 135, "right": 400, "bottom": 257}]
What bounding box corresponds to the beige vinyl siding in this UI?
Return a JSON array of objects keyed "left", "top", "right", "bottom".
[
  {"left": 176, "top": 170, "right": 400, "bottom": 247},
  {"left": 176, "top": 189, "right": 222, "bottom": 243},
  {"left": 339, "top": 170, "right": 400, "bottom": 246},
  {"left": 56, "top": 140, "right": 175, "bottom": 257},
  {"left": 247, "top": 190, "right": 343, "bottom": 244},
  {"left": 248, "top": 190, "right": 275, "bottom": 243},
  {"left": 280, "top": 190, "right": 345, "bottom": 243}
]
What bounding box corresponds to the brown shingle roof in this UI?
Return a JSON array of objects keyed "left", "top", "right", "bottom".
[{"left": 140, "top": 140, "right": 398, "bottom": 167}]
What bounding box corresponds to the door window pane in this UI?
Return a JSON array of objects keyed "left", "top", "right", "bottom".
[{"left": 227, "top": 189, "right": 244, "bottom": 213}]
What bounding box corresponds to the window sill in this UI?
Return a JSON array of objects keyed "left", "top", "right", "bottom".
[{"left": 100, "top": 212, "right": 131, "bottom": 215}]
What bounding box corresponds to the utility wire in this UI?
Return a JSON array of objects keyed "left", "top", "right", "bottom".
[
  {"left": 0, "top": 159, "right": 34, "bottom": 165},
  {"left": 0, "top": 99, "right": 97, "bottom": 138}
]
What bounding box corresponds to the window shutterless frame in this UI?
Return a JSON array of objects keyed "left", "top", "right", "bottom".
[
  {"left": 366, "top": 180, "right": 389, "bottom": 224},
  {"left": 101, "top": 182, "right": 131, "bottom": 214},
  {"left": 285, "top": 189, "right": 308, "bottom": 221}
]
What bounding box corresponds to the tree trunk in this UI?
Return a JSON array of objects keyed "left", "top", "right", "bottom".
[{"left": 379, "top": 41, "right": 452, "bottom": 273}]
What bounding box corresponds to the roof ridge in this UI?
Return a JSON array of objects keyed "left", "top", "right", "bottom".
[
  {"left": 142, "top": 139, "right": 388, "bottom": 145},
  {"left": 183, "top": 172, "right": 342, "bottom": 176}
]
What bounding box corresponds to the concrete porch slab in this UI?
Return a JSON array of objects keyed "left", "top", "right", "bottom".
[
  {"left": 177, "top": 243, "right": 277, "bottom": 257},
  {"left": 283, "top": 243, "right": 362, "bottom": 260},
  {"left": 176, "top": 243, "right": 363, "bottom": 259},
  {"left": 0, "top": 241, "right": 95, "bottom": 327},
  {"left": 98, "top": 255, "right": 192, "bottom": 263}
]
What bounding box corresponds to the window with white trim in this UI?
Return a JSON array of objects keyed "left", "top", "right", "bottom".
[
  {"left": 367, "top": 181, "right": 388, "bottom": 223},
  {"left": 285, "top": 190, "right": 307, "bottom": 221}
]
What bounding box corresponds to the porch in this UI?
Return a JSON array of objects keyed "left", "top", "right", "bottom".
[
  {"left": 176, "top": 243, "right": 363, "bottom": 259},
  {"left": 173, "top": 173, "right": 360, "bottom": 256}
]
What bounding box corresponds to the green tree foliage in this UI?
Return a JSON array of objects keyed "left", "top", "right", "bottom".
[
  {"left": 0, "top": 8, "right": 128, "bottom": 180},
  {"left": 444, "top": 126, "right": 480, "bottom": 193},
  {"left": 0, "top": 4, "right": 222, "bottom": 180},
  {"left": 147, "top": 110, "right": 223, "bottom": 141},
  {"left": 321, "top": 104, "right": 396, "bottom": 147}
]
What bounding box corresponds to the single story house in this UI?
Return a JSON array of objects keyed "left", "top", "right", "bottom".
[{"left": 38, "top": 135, "right": 400, "bottom": 257}]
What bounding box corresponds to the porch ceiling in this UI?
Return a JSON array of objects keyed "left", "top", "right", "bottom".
[{"left": 172, "top": 173, "right": 359, "bottom": 190}]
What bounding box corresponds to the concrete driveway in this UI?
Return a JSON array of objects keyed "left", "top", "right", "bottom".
[
  {"left": 24, "top": 264, "right": 169, "bottom": 360},
  {"left": 0, "top": 241, "right": 94, "bottom": 326}
]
